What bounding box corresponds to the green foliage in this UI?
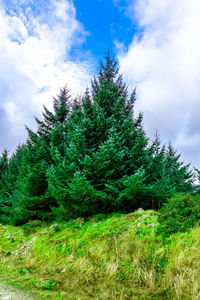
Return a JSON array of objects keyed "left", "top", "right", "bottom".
[
  {"left": 149, "top": 178, "right": 175, "bottom": 209},
  {"left": 22, "top": 220, "right": 45, "bottom": 235},
  {"left": 0, "top": 51, "right": 195, "bottom": 224},
  {"left": 43, "top": 280, "right": 57, "bottom": 291},
  {"left": 10, "top": 140, "right": 54, "bottom": 225},
  {"left": 146, "top": 133, "right": 194, "bottom": 208},
  {"left": 64, "top": 171, "right": 103, "bottom": 217},
  {"left": 0, "top": 150, "right": 8, "bottom": 176},
  {"left": 117, "top": 170, "right": 149, "bottom": 210},
  {"left": 1, "top": 211, "right": 200, "bottom": 299},
  {"left": 158, "top": 193, "right": 200, "bottom": 237},
  {"left": 46, "top": 51, "right": 152, "bottom": 217}
]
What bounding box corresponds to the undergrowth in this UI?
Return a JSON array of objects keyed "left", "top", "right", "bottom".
[{"left": 0, "top": 210, "right": 199, "bottom": 299}]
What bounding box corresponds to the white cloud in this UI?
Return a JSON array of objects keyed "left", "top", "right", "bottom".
[
  {"left": 118, "top": 0, "right": 200, "bottom": 167},
  {"left": 0, "top": 0, "right": 93, "bottom": 153}
]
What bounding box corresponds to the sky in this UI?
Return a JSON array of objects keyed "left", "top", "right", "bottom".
[{"left": 0, "top": 0, "right": 200, "bottom": 169}]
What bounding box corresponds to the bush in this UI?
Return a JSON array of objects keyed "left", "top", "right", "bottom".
[{"left": 157, "top": 193, "right": 200, "bottom": 237}]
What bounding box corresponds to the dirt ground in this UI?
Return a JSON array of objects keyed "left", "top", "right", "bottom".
[{"left": 0, "top": 283, "right": 35, "bottom": 300}]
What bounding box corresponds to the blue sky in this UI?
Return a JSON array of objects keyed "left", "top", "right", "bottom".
[
  {"left": 72, "top": 0, "right": 137, "bottom": 58},
  {"left": 3, "top": 0, "right": 138, "bottom": 60},
  {"left": 0, "top": 0, "right": 200, "bottom": 169}
]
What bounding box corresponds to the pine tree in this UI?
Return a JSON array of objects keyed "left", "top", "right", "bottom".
[
  {"left": 30, "top": 86, "right": 71, "bottom": 140},
  {"left": 9, "top": 87, "right": 72, "bottom": 224},
  {"left": 47, "top": 51, "right": 151, "bottom": 216},
  {"left": 0, "top": 51, "right": 195, "bottom": 224},
  {"left": 164, "top": 143, "right": 194, "bottom": 192},
  {"left": 10, "top": 139, "right": 56, "bottom": 225},
  {"left": 0, "top": 150, "right": 9, "bottom": 217},
  {"left": 0, "top": 147, "right": 26, "bottom": 223},
  {"left": 145, "top": 135, "right": 194, "bottom": 208},
  {"left": 0, "top": 150, "right": 8, "bottom": 181},
  {"left": 0, "top": 150, "right": 9, "bottom": 222}
]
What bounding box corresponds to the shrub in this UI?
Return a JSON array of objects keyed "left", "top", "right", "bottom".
[{"left": 157, "top": 193, "right": 200, "bottom": 237}]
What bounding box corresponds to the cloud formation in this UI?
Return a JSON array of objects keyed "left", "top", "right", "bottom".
[
  {"left": 118, "top": 0, "right": 200, "bottom": 167},
  {"left": 0, "top": 0, "right": 93, "bottom": 153}
]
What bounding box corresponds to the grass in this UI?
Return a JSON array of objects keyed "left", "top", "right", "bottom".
[{"left": 0, "top": 210, "right": 200, "bottom": 299}]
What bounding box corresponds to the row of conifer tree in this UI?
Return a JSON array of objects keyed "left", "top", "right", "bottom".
[{"left": 0, "top": 52, "right": 196, "bottom": 225}]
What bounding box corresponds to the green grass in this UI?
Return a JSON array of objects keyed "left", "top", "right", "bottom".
[{"left": 0, "top": 210, "right": 200, "bottom": 299}]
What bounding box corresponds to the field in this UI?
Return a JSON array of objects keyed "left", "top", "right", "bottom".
[{"left": 0, "top": 210, "right": 199, "bottom": 299}]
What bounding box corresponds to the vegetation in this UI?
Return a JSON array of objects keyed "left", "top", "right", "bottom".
[
  {"left": 0, "top": 210, "right": 200, "bottom": 299},
  {"left": 0, "top": 51, "right": 195, "bottom": 225},
  {"left": 0, "top": 51, "right": 200, "bottom": 299},
  {"left": 158, "top": 193, "right": 200, "bottom": 237}
]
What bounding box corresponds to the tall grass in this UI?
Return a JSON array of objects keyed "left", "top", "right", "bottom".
[{"left": 0, "top": 211, "right": 199, "bottom": 299}]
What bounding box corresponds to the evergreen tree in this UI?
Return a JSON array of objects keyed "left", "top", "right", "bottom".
[
  {"left": 47, "top": 51, "right": 151, "bottom": 216},
  {"left": 164, "top": 143, "right": 193, "bottom": 192},
  {"left": 30, "top": 86, "right": 71, "bottom": 141},
  {"left": 11, "top": 140, "right": 55, "bottom": 225},
  {"left": 9, "top": 87, "right": 72, "bottom": 224},
  {"left": 0, "top": 150, "right": 9, "bottom": 222},
  {"left": 146, "top": 135, "right": 194, "bottom": 208},
  {"left": 0, "top": 51, "right": 195, "bottom": 224},
  {"left": 0, "top": 150, "right": 8, "bottom": 181},
  {"left": 0, "top": 147, "right": 26, "bottom": 223}
]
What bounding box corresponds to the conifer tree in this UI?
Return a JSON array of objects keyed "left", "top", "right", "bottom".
[
  {"left": 0, "top": 51, "right": 195, "bottom": 224},
  {"left": 10, "top": 87, "right": 72, "bottom": 224},
  {"left": 11, "top": 140, "right": 55, "bottom": 224},
  {"left": 0, "top": 150, "right": 9, "bottom": 222},
  {"left": 146, "top": 135, "right": 194, "bottom": 208},
  {"left": 0, "top": 150, "right": 8, "bottom": 179},
  {"left": 47, "top": 51, "right": 151, "bottom": 216},
  {"left": 164, "top": 143, "right": 193, "bottom": 192},
  {"left": 31, "top": 86, "right": 71, "bottom": 140},
  {"left": 0, "top": 147, "right": 26, "bottom": 223}
]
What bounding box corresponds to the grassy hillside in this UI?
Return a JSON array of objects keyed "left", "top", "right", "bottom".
[{"left": 0, "top": 210, "right": 200, "bottom": 299}]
